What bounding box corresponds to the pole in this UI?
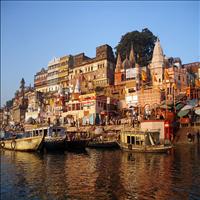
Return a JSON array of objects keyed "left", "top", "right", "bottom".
[{"left": 165, "top": 80, "right": 167, "bottom": 119}]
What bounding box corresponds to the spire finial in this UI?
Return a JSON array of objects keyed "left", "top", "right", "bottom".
[
  {"left": 115, "top": 52, "right": 122, "bottom": 72},
  {"left": 129, "top": 43, "right": 135, "bottom": 66}
]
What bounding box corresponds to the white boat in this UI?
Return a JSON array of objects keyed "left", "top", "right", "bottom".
[
  {"left": 0, "top": 131, "right": 44, "bottom": 151},
  {"left": 118, "top": 129, "right": 173, "bottom": 153}
]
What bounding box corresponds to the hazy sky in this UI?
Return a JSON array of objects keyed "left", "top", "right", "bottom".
[{"left": 1, "top": 1, "right": 199, "bottom": 106}]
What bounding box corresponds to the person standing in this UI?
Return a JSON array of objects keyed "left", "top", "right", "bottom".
[{"left": 197, "top": 130, "right": 200, "bottom": 143}]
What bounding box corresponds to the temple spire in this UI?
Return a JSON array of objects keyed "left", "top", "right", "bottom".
[
  {"left": 129, "top": 44, "right": 135, "bottom": 66},
  {"left": 115, "top": 53, "right": 122, "bottom": 72},
  {"left": 151, "top": 37, "right": 164, "bottom": 64}
]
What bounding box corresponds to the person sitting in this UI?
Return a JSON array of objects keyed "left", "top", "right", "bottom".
[{"left": 187, "top": 132, "right": 192, "bottom": 142}]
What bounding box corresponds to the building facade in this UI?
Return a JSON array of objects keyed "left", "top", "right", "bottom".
[
  {"left": 68, "top": 44, "right": 115, "bottom": 94},
  {"left": 34, "top": 68, "right": 48, "bottom": 92}
]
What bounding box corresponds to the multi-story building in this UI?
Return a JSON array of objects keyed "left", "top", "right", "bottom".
[
  {"left": 165, "top": 61, "right": 188, "bottom": 101},
  {"left": 34, "top": 55, "right": 73, "bottom": 94},
  {"left": 58, "top": 55, "right": 73, "bottom": 90},
  {"left": 182, "top": 62, "right": 200, "bottom": 100},
  {"left": 25, "top": 91, "right": 45, "bottom": 122},
  {"left": 68, "top": 44, "right": 115, "bottom": 94},
  {"left": 61, "top": 92, "right": 117, "bottom": 125},
  {"left": 34, "top": 68, "right": 48, "bottom": 92},
  {"left": 46, "top": 57, "right": 60, "bottom": 92}
]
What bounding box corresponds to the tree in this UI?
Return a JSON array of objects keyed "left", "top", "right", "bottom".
[{"left": 115, "top": 28, "right": 157, "bottom": 66}]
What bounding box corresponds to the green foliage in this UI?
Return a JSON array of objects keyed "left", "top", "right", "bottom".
[
  {"left": 6, "top": 99, "right": 13, "bottom": 108},
  {"left": 115, "top": 28, "right": 157, "bottom": 66}
]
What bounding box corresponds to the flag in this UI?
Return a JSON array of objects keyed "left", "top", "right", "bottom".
[
  {"left": 164, "top": 69, "right": 170, "bottom": 80},
  {"left": 141, "top": 70, "right": 147, "bottom": 81}
]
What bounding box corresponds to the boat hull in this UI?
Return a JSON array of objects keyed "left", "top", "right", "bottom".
[
  {"left": 0, "top": 136, "right": 44, "bottom": 151},
  {"left": 87, "top": 141, "right": 119, "bottom": 148},
  {"left": 65, "top": 139, "right": 88, "bottom": 151},
  {"left": 43, "top": 138, "right": 66, "bottom": 151},
  {"left": 119, "top": 143, "right": 172, "bottom": 153}
]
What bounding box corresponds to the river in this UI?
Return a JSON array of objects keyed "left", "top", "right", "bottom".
[{"left": 1, "top": 145, "right": 200, "bottom": 200}]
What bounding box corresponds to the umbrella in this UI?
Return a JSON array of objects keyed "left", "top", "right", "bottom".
[
  {"left": 177, "top": 109, "right": 190, "bottom": 117},
  {"left": 181, "top": 105, "right": 193, "bottom": 111},
  {"left": 175, "top": 103, "right": 185, "bottom": 111},
  {"left": 187, "top": 99, "right": 198, "bottom": 107},
  {"left": 195, "top": 108, "right": 200, "bottom": 116}
]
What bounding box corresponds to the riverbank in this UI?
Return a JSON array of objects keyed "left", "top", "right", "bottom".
[{"left": 6, "top": 122, "right": 200, "bottom": 146}]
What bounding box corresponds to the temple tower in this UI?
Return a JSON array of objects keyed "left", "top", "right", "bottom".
[{"left": 150, "top": 38, "right": 164, "bottom": 86}]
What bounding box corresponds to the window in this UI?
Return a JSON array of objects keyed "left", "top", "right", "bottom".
[
  {"left": 44, "top": 129, "right": 47, "bottom": 136},
  {"left": 127, "top": 136, "right": 131, "bottom": 144},
  {"left": 76, "top": 103, "right": 80, "bottom": 110},
  {"left": 167, "top": 88, "right": 170, "bottom": 95},
  {"left": 72, "top": 104, "right": 75, "bottom": 110},
  {"left": 122, "top": 74, "right": 125, "bottom": 81},
  {"left": 98, "top": 101, "right": 100, "bottom": 107},
  {"left": 131, "top": 136, "right": 135, "bottom": 144},
  {"left": 136, "top": 136, "right": 141, "bottom": 145}
]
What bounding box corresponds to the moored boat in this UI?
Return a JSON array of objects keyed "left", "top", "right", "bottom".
[
  {"left": 87, "top": 140, "right": 119, "bottom": 148},
  {"left": 38, "top": 126, "right": 67, "bottom": 152},
  {"left": 0, "top": 131, "right": 44, "bottom": 151},
  {"left": 118, "top": 129, "right": 173, "bottom": 153},
  {"left": 65, "top": 132, "right": 89, "bottom": 151}
]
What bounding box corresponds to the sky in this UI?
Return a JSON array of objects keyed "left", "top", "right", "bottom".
[{"left": 1, "top": 1, "right": 199, "bottom": 106}]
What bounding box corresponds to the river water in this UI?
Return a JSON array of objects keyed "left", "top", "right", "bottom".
[{"left": 1, "top": 145, "right": 200, "bottom": 200}]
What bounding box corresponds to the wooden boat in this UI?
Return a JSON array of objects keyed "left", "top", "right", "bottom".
[
  {"left": 0, "top": 131, "right": 44, "bottom": 151},
  {"left": 65, "top": 139, "right": 89, "bottom": 151},
  {"left": 65, "top": 132, "right": 89, "bottom": 151},
  {"left": 87, "top": 140, "right": 119, "bottom": 148},
  {"left": 27, "top": 126, "right": 67, "bottom": 152},
  {"left": 118, "top": 129, "right": 173, "bottom": 153}
]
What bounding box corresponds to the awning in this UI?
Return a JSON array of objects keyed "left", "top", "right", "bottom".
[{"left": 177, "top": 109, "right": 190, "bottom": 117}]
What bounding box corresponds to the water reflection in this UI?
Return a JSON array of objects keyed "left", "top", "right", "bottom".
[{"left": 1, "top": 145, "right": 200, "bottom": 200}]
